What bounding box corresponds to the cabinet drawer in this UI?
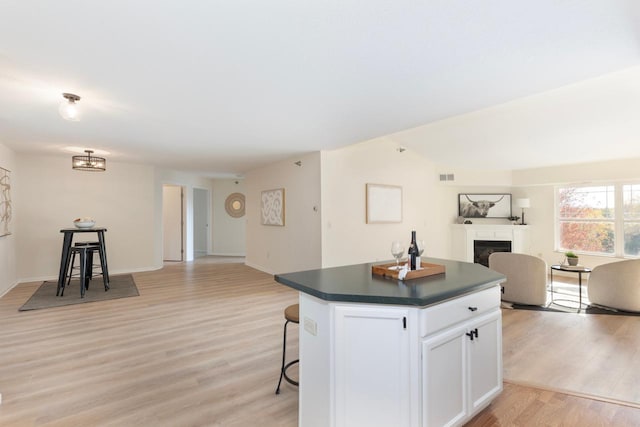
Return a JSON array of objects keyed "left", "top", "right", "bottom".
[{"left": 419, "top": 286, "right": 500, "bottom": 337}]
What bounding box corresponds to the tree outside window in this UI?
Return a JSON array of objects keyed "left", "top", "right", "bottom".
[
  {"left": 558, "top": 184, "right": 640, "bottom": 258},
  {"left": 623, "top": 184, "right": 640, "bottom": 256},
  {"left": 558, "top": 186, "right": 615, "bottom": 255}
]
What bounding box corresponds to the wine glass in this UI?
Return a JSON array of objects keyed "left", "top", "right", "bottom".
[
  {"left": 390, "top": 241, "right": 405, "bottom": 270},
  {"left": 417, "top": 240, "right": 425, "bottom": 257}
]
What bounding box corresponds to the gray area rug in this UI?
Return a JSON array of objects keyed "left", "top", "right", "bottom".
[
  {"left": 511, "top": 302, "right": 640, "bottom": 316},
  {"left": 19, "top": 274, "right": 139, "bottom": 311},
  {"left": 508, "top": 293, "right": 640, "bottom": 316},
  {"left": 507, "top": 284, "right": 640, "bottom": 316}
]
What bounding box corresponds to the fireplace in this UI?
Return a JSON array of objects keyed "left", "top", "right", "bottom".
[
  {"left": 474, "top": 240, "right": 512, "bottom": 267},
  {"left": 451, "top": 224, "right": 530, "bottom": 264}
]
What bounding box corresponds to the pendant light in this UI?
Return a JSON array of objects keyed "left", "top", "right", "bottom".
[{"left": 72, "top": 150, "right": 106, "bottom": 172}]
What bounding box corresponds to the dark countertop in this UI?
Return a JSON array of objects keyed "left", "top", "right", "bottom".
[{"left": 274, "top": 257, "right": 506, "bottom": 307}]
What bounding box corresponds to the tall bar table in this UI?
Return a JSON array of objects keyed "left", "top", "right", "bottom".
[{"left": 57, "top": 227, "right": 109, "bottom": 295}]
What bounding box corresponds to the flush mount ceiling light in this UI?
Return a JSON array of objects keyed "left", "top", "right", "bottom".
[
  {"left": 72, "top": 150, "right": 106, "bottom": 172},
  {"left": 59, "top": 93, "right": 81, "bottom": 121}
]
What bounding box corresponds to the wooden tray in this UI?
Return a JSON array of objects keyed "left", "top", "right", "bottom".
[{"left": 372, "top": 262, "right": 446, "bottom": 280}]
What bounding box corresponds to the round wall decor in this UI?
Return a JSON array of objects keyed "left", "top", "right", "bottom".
[{"left": 225, "top": 192, "right": 245, "bottom": 218}]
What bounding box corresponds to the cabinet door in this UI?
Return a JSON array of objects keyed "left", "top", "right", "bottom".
[
  {"left": 468, "top": 310, "right": 502, "bottom": 413},
  {"left": 334, "top": 305, "right": 411, "bottom": 427},
  {"left": 422, "top": 325, "right": 467, "bottom": 427}
]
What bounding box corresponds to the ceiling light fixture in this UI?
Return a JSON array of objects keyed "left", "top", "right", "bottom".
[
  {"left": 59, "top": 93, "right": 81, "bottom": 121},
  {"left": 72, "top": 150, "right": 106, "bottom": 172}
]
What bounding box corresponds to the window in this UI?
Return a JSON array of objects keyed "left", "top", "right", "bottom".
[
  {"left": 623, "top": 184, "right": 640, "bottom": 256},
  {"left": 558, "top": 186, "right": 615, "bottom": 255},
  {"left": 557, "top": 184, "right": 640, "bottom": 257}
]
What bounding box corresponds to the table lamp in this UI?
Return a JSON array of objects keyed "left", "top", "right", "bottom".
[{"left": 516, "top": 198, "right": 530, "bottom": 225}]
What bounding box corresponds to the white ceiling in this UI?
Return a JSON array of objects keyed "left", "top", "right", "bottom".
[{"left": 1, "top": 1, "right": 639, "bottom": 176}]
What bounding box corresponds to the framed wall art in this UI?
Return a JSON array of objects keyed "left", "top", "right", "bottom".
[
  {"left": 0, "top": 166, "right": 11, "bottom": 236},
  {"left": 458, "top": 193, "right": 512, "bottom": 219},
  {"left": 366, "top": 184, "right": 402, "bottom": 224},
  {"left": 225, "top": 192, "right": 245, "bottom": 218},
  {"left": 261, "top": 188, "right": 285, "bottom": 226}
]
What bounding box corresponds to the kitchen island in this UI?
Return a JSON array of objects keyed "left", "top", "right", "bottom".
[{"left": 275, "top": 257, "right": 506, "bottom": 427}]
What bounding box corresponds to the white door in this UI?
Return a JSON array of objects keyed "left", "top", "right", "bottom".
[
  {"left": 468, "top": 310, "right": 502, "bottom": 413},
  {"left": 163, "top": 185, "right": 183, "bottom": 261},
  {"left": 334, "top": 305, "right": 411, "bottom": 427},
  {"left": 193, "top": 188, "right": 209, "bottom": 258},
  {"left": 422, "top": 325, "right": 467, "bottom": 427}
]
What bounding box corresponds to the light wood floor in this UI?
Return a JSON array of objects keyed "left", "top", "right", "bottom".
[
  {"left": 502, "top": 307, "right": 640, "bottom": 407},
  {"left": 0, "top": 259, "right": 639, "bottom": 426}
]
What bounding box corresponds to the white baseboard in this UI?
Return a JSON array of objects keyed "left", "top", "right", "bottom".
[
  {"left": 0, "top": 279, "right": 21, "bottom": 299},
  {"left": 17, "top": 264, "right": 163, "bottom": 285},
  {"left": 209, "top": 252, "right": 246, "bottom": 257},
  {"left": 244, "top": 261, "right": 274, "bottom": 275}
]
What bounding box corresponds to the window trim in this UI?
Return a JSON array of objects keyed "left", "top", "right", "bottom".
[{"left": 555, "top": 183, "right": 640, "bottom": 259}]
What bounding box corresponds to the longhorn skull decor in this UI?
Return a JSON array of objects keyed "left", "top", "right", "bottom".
[{"left": 458, "top": 193, "right": 512, "bottom": 219}]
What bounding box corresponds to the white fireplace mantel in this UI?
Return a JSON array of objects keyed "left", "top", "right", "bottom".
[{"left": 451, "top": 224, "right": 531, "bottom": 263}]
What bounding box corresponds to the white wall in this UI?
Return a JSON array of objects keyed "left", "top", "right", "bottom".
[
  {"left": 321, "top": 137, "right": 444, "bottom": 268},
  {"left": 245, "top": 152, "right": 321, "bottom": 274},
  {"left": 0, "top": 142, "right": 16, "bottom": 296},
  {"left": 512, "top": 157, "right": 640, "bottom": 187},
  {"left": 2, "top": 152, "right": 236, "bottom": 285},
  {"left": 15, "top": 154, "right": 159, "bottom": 282},
  {"left": 211, "top": 179, "right": 246, "bottom": 256},
  {"left": 244, "top": 139, "right": 522, "bottom": 273},
  {"left": 162, "top": 185, "right": 184, "bottom": 261}
]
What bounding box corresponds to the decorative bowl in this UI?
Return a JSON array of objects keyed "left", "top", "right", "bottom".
[{"left": 73, "top": 218, "right": 95, "bottom": 229}]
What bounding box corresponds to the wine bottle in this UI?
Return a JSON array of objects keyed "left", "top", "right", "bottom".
[{"left": 408, "top": 230, "right": 419, "bottom": 270}]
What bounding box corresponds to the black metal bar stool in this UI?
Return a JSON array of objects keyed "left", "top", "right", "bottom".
[
  {"left": 61, "top": 244, "right": 108, "bottom": 298},
  {"left": 74, "top": 242, "right": 103, "bottom": 280},
  {"left": 73, "top": 241, "right": 109, "bottom": 287},
  {"left": 61, "top": 245, "right": 97, "bottom": 297},
  {"left": 275, "top": 303, "right": 299, "bottom": 394}
]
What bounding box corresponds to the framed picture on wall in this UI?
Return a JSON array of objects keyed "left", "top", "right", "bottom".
[
  {"left": 0, "top": 166, "right": 11, "bottom": 237},
  {"left": 261, "top": 188, "right": 285, "bottom": 226},
  {"left": 458, "top": 193, "right": 512, "bottom": 219},
  {"left": 366, "top": 184, "right": 402, "bottom": 224}
]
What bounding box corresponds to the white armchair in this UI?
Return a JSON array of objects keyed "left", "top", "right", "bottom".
[
  {"left": 488, "top": 252, "right": 548, "bottom": 306},
  {"left": 588, "top": 259, "right": 640, "bottom": 313}
]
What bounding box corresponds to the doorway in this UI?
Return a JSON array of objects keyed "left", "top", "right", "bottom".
[{"left": 163, "top": 185, "right": 184, "bottom": 262}]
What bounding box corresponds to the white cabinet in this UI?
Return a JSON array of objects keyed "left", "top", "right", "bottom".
[
  {"left": 422, "top": 310, "right": 502, "bottom": 426},
  {"left": 422, "top": 324, "right": 467, "bottom": 427},
  {"left": 334, "top": 305, "right": 412, "bottom": 427},
  {"left": 468, "top": 311, "right": 502, "bottom": 413},
  {"left": 298, "top": 286, "right": 502, "bottom": 427}
]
